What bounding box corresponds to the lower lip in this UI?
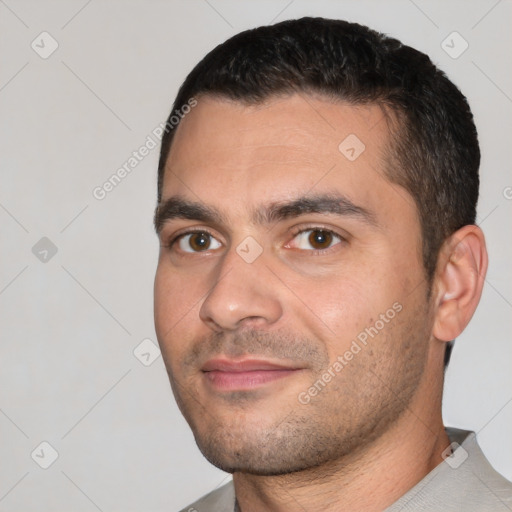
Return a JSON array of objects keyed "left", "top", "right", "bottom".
[{"left": 203, "top": 369, "right": 299, "bottom": 391}]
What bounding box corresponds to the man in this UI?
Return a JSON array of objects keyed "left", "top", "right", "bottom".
[{"left": 153, "top": 17, "right": 512, "bottom": 511}]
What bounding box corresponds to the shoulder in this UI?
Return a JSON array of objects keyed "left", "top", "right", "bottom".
[
  {"left": 457, "top": 429, "right": 512, "bottom": 510},
  {"left": 179, "top": 481, "right": 235, "bottom": 512},
  {"left": 387, "top": 428, "right": 512, "bottom": 511}
]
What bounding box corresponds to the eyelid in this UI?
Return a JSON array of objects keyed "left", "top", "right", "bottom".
[
  {"left": 163, "top": 227, "right": 222, "bottom": 250},
  {"left": 285, "top": 225, "right": 346, "bottom": 252}
]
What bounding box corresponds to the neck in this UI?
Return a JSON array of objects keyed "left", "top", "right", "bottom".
[{"left": 233, "top": 379, "right": 450, "bottom": 511}]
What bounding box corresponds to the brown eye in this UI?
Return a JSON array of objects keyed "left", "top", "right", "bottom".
[
  {"left": 308, "top": 230, "right": 333, "bottom": 249},
  {"left": 189, "top": 233, "right": 210, "bottom": 251},
  {"left": 288, "top": 228, "right": 342, "bottom": 252},
  {"left": 177, "top": 232, "right": 221, "bottom": 253}
]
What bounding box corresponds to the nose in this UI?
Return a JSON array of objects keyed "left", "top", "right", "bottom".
[{"left": 199, "top": 248, "right": 283, "bottom": 331}]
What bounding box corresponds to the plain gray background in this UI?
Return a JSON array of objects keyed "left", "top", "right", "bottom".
[{"left": 1, "top": 0, "right": 511, "bottom": 510}]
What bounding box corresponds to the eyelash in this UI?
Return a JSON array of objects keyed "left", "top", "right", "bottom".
[
  {"left": 287, "top": 226, "right": 345, "bottom": 254},
  {"left": 163, "top": 228, "right": 217, "bottom": 250},
  {"left": 164, "top": 226, "right": 345, "bottom": 254}
]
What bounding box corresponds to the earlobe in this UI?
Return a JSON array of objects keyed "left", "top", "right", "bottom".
[{"left": 432, "top": 225, "right": 488, "bottom": 342}]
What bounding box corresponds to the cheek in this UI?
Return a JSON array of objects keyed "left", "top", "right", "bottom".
[
  {"left": 284, "top": 274, "right": 364, "bottom": 342},
  {"left": 286, "top": 267, "right": 399, "bottom": 356},
  {"left": 154, "top": 265, "right": 202, "bottom": 352},
  {"left": 154, "top": 266, "right": 175, "bottom": 333}
]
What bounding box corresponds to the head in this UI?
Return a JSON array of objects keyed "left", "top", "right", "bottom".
[{"left": 153, "top": 18, "right": 487, "bottom": 475}]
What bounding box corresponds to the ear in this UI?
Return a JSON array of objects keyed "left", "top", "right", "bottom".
[{"left": 432, "top": 225, "right": 488, "bottom": 342}]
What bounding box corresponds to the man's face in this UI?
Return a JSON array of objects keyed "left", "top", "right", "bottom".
[{"left": 154, "top": 94, "right": 434, "bottom": 475}]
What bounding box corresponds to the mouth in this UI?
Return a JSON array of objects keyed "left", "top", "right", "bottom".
[{"left": 201, "top": 357, "right": 304, "bottom": 391}]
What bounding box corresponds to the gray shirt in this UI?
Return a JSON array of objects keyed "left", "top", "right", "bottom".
[{"left": 181, "top": 428, "right": 512, "bottom": 511}]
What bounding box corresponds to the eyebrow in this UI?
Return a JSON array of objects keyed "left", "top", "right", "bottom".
[{"left": 154, "top": 193, "right": 377, "bottom": 234}]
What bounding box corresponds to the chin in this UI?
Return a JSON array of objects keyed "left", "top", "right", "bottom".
[
  {"left": 192, "top": 423, "right": 337, "bottom": 477},
  {"left": 199, "top": 447, "right": 315, "bottom": 476}
]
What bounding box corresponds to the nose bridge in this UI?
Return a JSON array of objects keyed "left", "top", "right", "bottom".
[{"left": 199, "top": 243, "right": 282, "bottom": 330}]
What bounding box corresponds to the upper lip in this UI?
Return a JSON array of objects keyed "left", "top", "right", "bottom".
[{"left": 202, "top": 358, "right": 300, "bottom": 372}]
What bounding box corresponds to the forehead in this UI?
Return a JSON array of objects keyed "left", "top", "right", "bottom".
[
  {"left": 167, "top": 94, "right": 389, "bottom": 166},
  {"left": 161, "top": 94, "right": 415, "bottom": 229}
]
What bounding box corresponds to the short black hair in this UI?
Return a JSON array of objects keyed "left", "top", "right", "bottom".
[{"left": 157, "top": 17, "right": 480, "bottom": 365}]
